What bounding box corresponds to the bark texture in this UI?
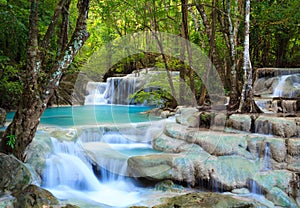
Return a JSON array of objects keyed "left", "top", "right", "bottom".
[
  {"left": 238, "top": 0, "right": 261, "bottom": 113},
  {"left": 1, "top": 0, "right": 90, "bottom": 161}
]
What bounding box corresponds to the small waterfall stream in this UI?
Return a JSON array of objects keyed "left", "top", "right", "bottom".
[
  {"left": 42, "top": 121, "right": 165, "bottom": 207},
  {"left": 271, "top": 74, "right": 300, "bottom": 98},
  {"left": 262, "top": 143, "right": 271, "bottom": 171},
  {"left": 43, "top": 136, "right": 143, "bottom": 207}
]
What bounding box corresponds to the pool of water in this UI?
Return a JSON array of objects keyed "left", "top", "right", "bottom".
[{"left": 6, "top": 105, "right": 159, "bottom": 127}]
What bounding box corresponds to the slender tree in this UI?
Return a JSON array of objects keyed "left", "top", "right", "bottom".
[
  {"left": 1, "top": 0, "right": 90, "bottom": 161},
  {"left": 238, "top": 0, "right": 261, "bottom": 113},
  {"left": 227, "top": 0, "right": 240, "bottom": 110}
]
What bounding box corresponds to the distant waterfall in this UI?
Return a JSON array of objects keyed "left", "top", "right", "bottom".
[
  {"left": 105, "top": 77, "right": 138, "bottom": 105},
  {"left": 271, "top": 74, "right": 300, "bottom": 98},
  {"left": 85, "top": 76, "right": 141, "bottom": 105},
  {"left": 84, "top": 82, "right": 107, "bottom": 105}
]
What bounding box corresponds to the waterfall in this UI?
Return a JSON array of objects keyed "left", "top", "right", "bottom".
[
  {"left": 272, "top": 75, "right": 290, "bottom": 97},
  {"left": 104, "top": 77, "right": 138, "bottom": 105},
  {"left": 263, "top": 143, "right": 271, "bottom": 171},
  {"left": 85, "top": 76, "right": 140, "bottom": 105},
  {"left": 272, "top": 74, "right": 300, "bottom": 98},
  {"left": 42, "top": 121, "right": 165, "bottom": 206},
  {"left": 43, "top": 136, "right": 142, "bottom": 207},
  {"left": 249, "top": 179, "right": 262, "bottom": 195},
  {"left": 84, "top": 82, "right": 107, "bottom": 105}
]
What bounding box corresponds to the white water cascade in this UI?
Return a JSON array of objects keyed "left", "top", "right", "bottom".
[
  {"left": 43, "top": 136, "right": 143, "bottom": 207},
  {"left": 85, "top": 76, "right": 142, "bottom": 105},
  {"left": 272, "top": 74, "right": 300, "bottom": 98},
  {"left": 263, "top": 143, "right": 271, "bottom": 171},
  {"left": 42, "top": 121, "right": 165, "bottom": 207},
  {"left": 84, "top": 82, "right": 107, "bottom": 105}
]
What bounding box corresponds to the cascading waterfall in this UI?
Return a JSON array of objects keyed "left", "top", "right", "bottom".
[
  {"left": 272, "top": 75, "right": 290, "bottom": 97},
  {"left": 272, "top": 74, "right": 300, "bottom": 98},
  {"left": 42, "top": 121, "right": 165, "bottom": 207},
  {"left": 85, "top": 76, "right": 140, "bottom": 105},
  {"left": 84, "top": 82, "right": 108, "bottom": 105},
  {"left": 263, "top": 143, "right": 271, "bottom": 171},
  {"left": 43, "top": 136, "right": 143, "bottom": 207},
  {"left": 104, "top": 77, "right": 138, "bottom": 104}
]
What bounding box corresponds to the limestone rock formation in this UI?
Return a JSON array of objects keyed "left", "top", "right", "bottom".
[
  {"left": 152, "top": 192, "right": 266, "bottom": 208},
  {"left": 0, "top": 153, "right": 32, "bottom": 193},
  {"left": 13, "top": 185, "right": 58, "bottom": 208},
  {"left": 127, "top": 107, "right": 300, "bottom": 207}
]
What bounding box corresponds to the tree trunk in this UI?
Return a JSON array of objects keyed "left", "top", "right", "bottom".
[
  {"left": 180, "top": 0, "right": 196, "bottom": 106},
  {"left": 195, "top": 2, "right": 224, "bottom": 85},
  {"left": 238, "top": 0, "right": 261, "bottom": 113},
  {"left": 227, "top": 0, "right": 240, "bottom": 110},
  {"left": 1, "top": 0, "right": 90, "bottom": 161}
]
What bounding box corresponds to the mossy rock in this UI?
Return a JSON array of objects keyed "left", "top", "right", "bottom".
[
  {"left": 153, "top": 192, "right": 265, "bottom": 208},
  {"left": 0, "top": 153, "right": 32, "bottom": 194},
  {"left": 155, "top": 180, "right": 184, "bottom": 193},
  {"left": 13, "top": 185, "right": 58, "bottom": 208}
]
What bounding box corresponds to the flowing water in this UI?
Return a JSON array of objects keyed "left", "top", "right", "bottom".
[
  {"left": 272, "top": 74, "right": 300, "bottom": 98},
  {"left": 6, "top": 104, "right": 167, "bottom": 207},
  {"left": 43, "top": 136, "right": 148, "bottom": 207}
]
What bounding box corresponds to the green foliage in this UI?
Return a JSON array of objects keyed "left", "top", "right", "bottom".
[
  {"left": 0, "top": 63, "right": 23, "bottom": 109},
  {"left": 130, "top": 90, "right": 169, "bottom": 107},
  {"left": 6, "top": 134, "right": 16, "bottom": 149},
  {"left": 0, "top": 0, "right": 29, "bottom": 63},
  {"left": 251, "top": 0, "right": 300, "bottom": 66}
]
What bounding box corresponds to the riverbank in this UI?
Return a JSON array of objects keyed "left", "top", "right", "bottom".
[{"left": 1, "top": 105, "right": 299, "bottom": 207}]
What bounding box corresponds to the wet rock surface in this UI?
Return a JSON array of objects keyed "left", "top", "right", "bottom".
[
  {"left": 0, "top": 153, "right": 32, "bottom": 193},
  {"left": 13, "top": 185, "right": 59, "bottom": 208},
  {"left": 152, "top": 192, "right": 266, "bottom": 208},
  {"left": 128, "top": 107, "right": 300, "bottom": 207}
]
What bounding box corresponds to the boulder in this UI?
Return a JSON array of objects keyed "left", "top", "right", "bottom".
[
  {"left": 246, "top": 135, "right": 288, "bottom": 163},
  {"left": 13, "top": 185, "right": 59, "bottom": 208},
  {"left": 155, "top": 180, "right": 184, "bottom": 193},
  {"left": 255, "top": 116, "right": 298, "bottom": 138},
  {"left": 128, "top": 150, "right": 260, "bottom": 190},
  {"left": 227, "top": 114, "right": 252, "bottom": 132},
  {"left": 160, "top": 110, "right": 170, "bottom": 119},
  {"left": 164, "top": 123, "right": 190, "bottom": 140},
  {"left": 127, "top": 154, "right": 175, "bottom": 180},
  {"left": 152, "top": 133, "right": 192, "bottom": 153},
  {"left": 0, "top": 108, "right": 6, "bottom": 127},
  {"left": 282, "top": 100, "right": 298, "bottom": 114},
  {"left": 175, "top": 107, "right": 199, "bottom": 128},
  {"left": 286, "top": 154, "right": 300, "bottom": 172},
  {"left": 152, "top": 192, "right": 266, "bottom": 208},
  {"left": 0, "top": 153, "right": 32, "bottom": 194},
  {"left": 165, "top": 123, "right": 251, "bottom": 157},
  {"left": 287, "top": 138, "right": 300, "bottom": 156},
  {"left": 24, "top": 134, "right": 53, "bottom": 177},
  {"left": 211, "top": 112, "right": 227, "bottom": 131},
  {"left": 266, "top": 187, "right": 298, "bottom": 208},
  {"left": 204, "top": 156, "right": 261, "bottom": 190},
  {"left": 251, "top": 170, "right": 298, "bottom": 200},
  {"left": 265, "top": 137, "right": 287, "bottom": 163},
  {"left": 186, "top": 130, "right": 248, "bottom": 157}
]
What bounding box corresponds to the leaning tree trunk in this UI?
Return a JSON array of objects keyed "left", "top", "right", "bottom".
[
  {"left": 1, "top": 0, "right": 90, "bottom": 161},
  {"left": 238, "top": 0, "right": 261, "bottom": 113}
]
